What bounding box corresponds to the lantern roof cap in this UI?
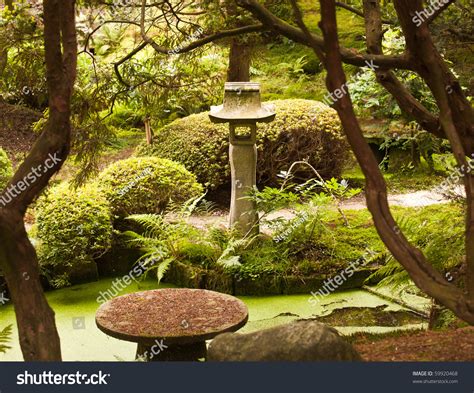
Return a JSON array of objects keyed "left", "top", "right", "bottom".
[{"left": 209, "top": 82, "right": 276, "bottom": 124}]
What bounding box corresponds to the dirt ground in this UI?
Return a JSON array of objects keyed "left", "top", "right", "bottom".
[
  {"left": 352, "top": 326, "right": 474, "bottom": 361},
  {"left": 0, "top": 102, "right": 40, "bottom": 162}
]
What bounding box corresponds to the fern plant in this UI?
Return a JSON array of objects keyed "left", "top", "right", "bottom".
[
  {"left": 124, "top": 214, "right": 191, "bottom": 283},
  {"left": 216, "top": 235, "right": 258, "bottom": 270},
  {"left": 369, "top": 207, "right": 464, "bottom": 289},
  {"left": 0, "top": 325, "right": 12, "bottom": 354}
]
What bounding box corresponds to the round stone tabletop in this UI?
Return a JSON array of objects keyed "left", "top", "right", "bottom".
[{"left": 95, "top": 288, "right": 249, "bottom": 345}]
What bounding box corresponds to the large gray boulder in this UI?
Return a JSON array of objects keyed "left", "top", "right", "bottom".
[{"left": 207, "top": 320, "right": 361, "bottom": 361}]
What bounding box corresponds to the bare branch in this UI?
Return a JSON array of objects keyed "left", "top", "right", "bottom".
[
  {"left": 335, "top": 1, "right": 394, "bottom": 24},
  {"left": 318, "top": 0, "right": 474, "bottom": 323},
  {"left": 237, "top": 0, "right": 413, "bottom": 70}
]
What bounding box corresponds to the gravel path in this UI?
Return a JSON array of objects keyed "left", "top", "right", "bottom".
[{"left": 186, "top": 189, "right": 453, "bottom": 229}]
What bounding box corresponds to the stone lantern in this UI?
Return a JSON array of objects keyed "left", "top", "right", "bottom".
[{"left": 209, "top": 82, "right": 275, "bottom": 235}]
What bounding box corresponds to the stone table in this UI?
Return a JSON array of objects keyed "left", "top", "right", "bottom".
[{"left": 95, "top": 288, "right": 248, "bottom": 361}]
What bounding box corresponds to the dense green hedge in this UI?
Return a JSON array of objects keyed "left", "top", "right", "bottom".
[
  {"left": 96, "top": 157, "right": 203, "bottom": 217},
  {"left": 35, "top": 183, "right": 114, "bottom": 288},
  {"left": 0, "top": 148, "right": 12, "bottom": 190},
  {"left": 137, "top": 99, "right": 348, "bottom": 189}
]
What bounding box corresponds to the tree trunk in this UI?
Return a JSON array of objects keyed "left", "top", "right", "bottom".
[
  {"left": 0, "top": 0, "right": 13, "bottom": 76},
  {"left": 0, "top": 210, "right": 61, "bottom": 360},
  {"left": 225, "top": 0, "right": 251, "bottom": 82},
  {"left": 0, "top": 0, "right": 77, "bottom": 360},
  {"left": 144, "top": 117, "right": 153, "bottom": 145},
  {"left": 227, "top": 39, "right": 251, "bottom": 82},
  {"left": 316, "top": 0, "right": 474, "bottom": 324}
]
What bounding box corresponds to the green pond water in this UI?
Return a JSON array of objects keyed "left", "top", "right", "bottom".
[{"left": 0, "top": 278, "right": 428, "bottom": 361}]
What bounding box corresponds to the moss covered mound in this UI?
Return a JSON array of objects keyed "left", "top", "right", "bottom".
[
  {"left": 35, "top": 183, "right": 114, "bottom": 288},
  {"left": 96, "top": 157, "right": 203, "bottom": 217},
  {"left": 138, "top": 99, "right": 348, "bottom": 189}
]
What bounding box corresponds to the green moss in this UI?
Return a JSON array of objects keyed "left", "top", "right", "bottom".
[
  {"left": 342, "top": 159, "right": 448, "bottom": 193},
  {"left": 0, "top": 147, "right": 13, "bottom": 190}
]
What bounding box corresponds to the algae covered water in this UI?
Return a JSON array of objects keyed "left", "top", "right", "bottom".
[{"left": 0, "top": 278, "right": 427, "bottom": 361}]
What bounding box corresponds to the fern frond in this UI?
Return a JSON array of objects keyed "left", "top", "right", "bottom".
[
  {"left": 0, "top": 325, "right": 12, "bottom": 354},
  {"left": 126, "top": 214, "right": 167, "bottom": 239},
  {"left": 157, "top": 258, "right": 174, "bottom": 283}
]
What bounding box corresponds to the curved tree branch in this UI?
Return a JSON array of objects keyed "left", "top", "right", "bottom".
[
  {"left": 237, "top": 0, "right": 413, "bottom": 70},
  {"left": 317, "top": 0, "right": 474, "bottom": 323},
  {"left": 335, "top": 0, "right": 394, "bottom": 25}
]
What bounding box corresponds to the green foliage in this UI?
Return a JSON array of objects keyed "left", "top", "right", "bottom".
[
  {"left": 138, "top": 99, "right": 348, "bottom": 189},
  {"left": 0, "top": 148, "right": 13, "bottom": 190},
  {"left": 123, "top": 181, "right": 378, "bottom": 284},
  {"left": 96, "top": 157, "right": 203, "bottom": 217},
  {"left": 370, "top": 204, "right": 465, "bottom": 288},
  {"left": 35, "top": 183, "right": 114, "bottom": 288},
  {"left": 248, "top": 186, "right": 300, "bottom": 214},
  {"left": 0, "top": 1, "right": 47, "bottom": 108},
  {"left": 348, "top": 26, "right": 471, "bottom": 120},
  {"left": 251, "top": 186, "right": 385, "bottom": 273},
  {"left": 0, "top": 324, "right": 12, "bottom": 354},
  {"left": 124, "top": 213, "right": 216, "bottom": 282}
]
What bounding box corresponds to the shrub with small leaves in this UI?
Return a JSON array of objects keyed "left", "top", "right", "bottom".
[
  {"left": 97, "top": 157, "right": 203, "bottom": 217},
  {"left": 0, "top": 148, "right": 13, "bottom": 190},
  {"left": 137, "top": 99, "right": 348, "bottom": 189},
  {"left": 35, "top": 183, "right": 113, "bottom": 288}
]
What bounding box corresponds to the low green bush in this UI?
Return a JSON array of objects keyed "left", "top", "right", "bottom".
[
  {"left": 137, "top": 99, "right": 348, "bottom": 189},
  {"left": 96, "top": 157, "right": 203, "bottom": 217},
  {"left": 35, "top": 183, "right": 114, "bottom": 288},
  {"left": 0, "top": 148, "right": 13, "bottom": 190}
]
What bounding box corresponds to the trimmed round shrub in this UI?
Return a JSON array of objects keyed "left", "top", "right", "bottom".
[
  {"left": 35, "top": 183, "right": 114, "bottom": 288},
  {"left": 137, "top": 99, "right": 348, "bottom": 189},
  {"left": 0, "top": 148, "right": 13, "bottom": 190},
  {"left": 96, "top": 157, "right": 203, "bottom": 217}
]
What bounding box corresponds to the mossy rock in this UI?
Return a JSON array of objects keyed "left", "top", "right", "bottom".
[
  {"left": 234, "top": 274, "right": 283, "bottom": 296},
  {"left": 202, "top": 268, "right": 234, "bottom": 294},
  {"left": 282, "top": 276, "right": 324, "bottom": 295},
  {"left": 138, "top": 99, "right": 348, "bottom": 189},
  {"left": 164, "top": 261, "right": 205, "bottom": 289}
]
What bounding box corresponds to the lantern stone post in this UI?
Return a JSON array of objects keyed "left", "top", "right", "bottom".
[{"left": 209, "top": 82, "right": 275, "bottom": 235}]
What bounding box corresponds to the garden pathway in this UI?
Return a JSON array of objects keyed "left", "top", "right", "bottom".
[{"left": 186, "top": 188, "right": 455, "bottom": 230}]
